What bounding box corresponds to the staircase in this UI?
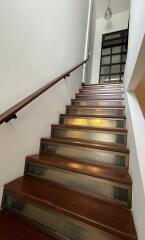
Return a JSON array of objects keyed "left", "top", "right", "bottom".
[{"left": 0, "top": 83, "right": 137, "bottom": 240}]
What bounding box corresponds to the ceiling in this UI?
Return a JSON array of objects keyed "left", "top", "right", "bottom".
[{"left": 95, "top": 0, "right": 131, "bottom": 19}]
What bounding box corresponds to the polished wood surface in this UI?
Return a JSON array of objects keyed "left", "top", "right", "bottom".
[
  {"left": 26, "top": 154, "right": 132, "bottom": 185},
  {"left": 0, "top": 59, "right": 88, "bottom": 125},
  {"left": 0, "top": 211, "right": 54, "bottom": 240},
  {"left": 4, "top": 176, "right": 137, "bottom": 240},
  {"left": 41, "top": 138, "right": 129, "bottom": 154}
]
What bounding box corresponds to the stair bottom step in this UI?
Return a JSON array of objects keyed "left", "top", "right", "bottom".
[
  {"left": 3, "top": 192, "right": 124, "bottom": 240},
  {"left": 0, "top": 211, "right": 53, "bottom": 240}
]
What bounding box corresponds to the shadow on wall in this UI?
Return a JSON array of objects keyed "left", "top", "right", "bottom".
[{"left": 135, "top": 72, "right": 145, "bottom": 119}]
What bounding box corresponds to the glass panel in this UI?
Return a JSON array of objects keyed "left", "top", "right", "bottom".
[
  {"left": 101, "top": 56, "right": 110, "bottom": 65},
  {"left": 72, "top": 100, "right": 124, "bottom": 107},
  {"left": 121, "top": 75, "right": 124, "bottom": 81},
  {"left": 4, "top": 194, "right": 124, "bottom": 240},
  {"left": 112, "top": 55, "right": 121, "bottom": 64},
  {"left": 68, "top": 108, "right": 125, "bottom": 117},
  {"left": 122, "top": 54, "right": 127, "bottom": 63},
  {"left": 105, "top": 33, "right": 121, "bottom": 40},
  {"left": 112, "top": 46, "right": 121, "bottom": 54},
  {"left": 27, "top": 163, "right": 129, "bottom": 206},
  {"left": 53, "top": 127, "right": 126, "bottom": 145},
  {"left": 123, "top": 45, "right": 127, "bottom": 52},
  {"left": 102, "top": 48, "right": 111, "bottom": 55},
  {"left": 41, "top": 142, "right": 127, "bottom": 168},
  {"left": 110, "top": 75, "right": 120, "bottom": 82},
  {"left": 101, "top": 66, "right": 110, "bottom": 75},
  {"left": 61, "top": 117, "right": 125, "bottom": 128},
  {"left": 111, "top": 65, "right": 121, "bottom": 74},
  {"left": 103, "top": 39, "right": 122, "bottom": 47},
  {"left": 122, "top": 64, "right": 125, "bottom": 73},
  {"left": 100, "top": 76, "right": 109, "bottom": 83}
]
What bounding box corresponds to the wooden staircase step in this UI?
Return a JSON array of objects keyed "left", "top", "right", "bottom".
[
  {"left": 0, "top": 210, "right": 53, "bottom": 240},
  {"left": 66, "top": 106, "right": 125, "bottom": 117},
  {"left": 60, "top": 114, "right": 126, "bottom": 129},
  {"left": 26, "top": 154, "right": 132, "bottom": 185},
  {"left": 26, "top": 154, "right": 132, "bottom": 207},
  {"left": 41, "top": 138, "right": 129, "bottom": 154},
  {"left": 67, "top": 105, "right": 125, "bottom": 109},
  {"left": 3, "top": 176, "right": 137, "bottom": 240},
  {"left": 52, "top": 124, "right": 128, "bottom": 133},
  {"left": 71, "top": 99, "right": 124, "bottom": 107},
  {"left": 75, "top": 93, "right": 124, "bottom": 100},
  {"left": 83, "top": 83, "right": 123, "bottom": 88},
  {"left": 61, "top": 113, "right": 126, "bottom": 119},
  {"left": 79, "top": 89, "right": 124, "bottom": 94},
  {"left": 51, "top": 124, "right": 127, "bottom": 146},
  {"left": 40, "top": 138, "right": 129, "bottom": 169}
]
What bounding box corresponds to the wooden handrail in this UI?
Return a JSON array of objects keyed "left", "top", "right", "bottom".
[{"left": 0, "top": 58, "right": 88, "bottom": 125}]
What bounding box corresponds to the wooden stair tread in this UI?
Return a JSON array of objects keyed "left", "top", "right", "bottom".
[
  {"left": 0, "top": 210, "right": 54, "bottom": 240},
  {"left": 4, "top": 176, "right": 137, "bottom": 240},
  {"left": 41, "top": 138, "right": 129, "bottom": 154},
  {"left": 60, "top": 114, "right": 126, "bottom": 119},
  {"left": 52, "top": 124, "right": 128, "bottom": 133},
  {"left": 27, "top": 154, "right": 132, "bottom": 185}
]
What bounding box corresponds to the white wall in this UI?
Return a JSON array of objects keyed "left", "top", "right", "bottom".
[
  {"left": 123, "top": 0, "right": 145, "bottom": 239},
  {"left": 90, "top": 11, "right": 129, "bottom": 84},
  {"left": 0, "top": 0, "right": 89, "bottom": 202},
  {"left": 85, "top": 0, "right": 97, "bottom": 84}
]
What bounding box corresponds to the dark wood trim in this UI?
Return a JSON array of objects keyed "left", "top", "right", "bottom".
[
  {"left": 60, "top": 113, "right": 126, "bottom": 119},
  {"left": 0, "top": 59, "right": 88, "bottom": 125}
]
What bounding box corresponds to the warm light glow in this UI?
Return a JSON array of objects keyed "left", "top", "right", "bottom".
[{"left": 69, "top": 163, "right": 81, "bottom": 169}]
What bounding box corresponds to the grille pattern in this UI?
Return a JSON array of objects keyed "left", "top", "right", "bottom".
[
  {"left": 41, "top": 143, "right": 128, "bottom": 168},
  {"left": 26, "top": 163, "right": 130, "bottom": 206}
]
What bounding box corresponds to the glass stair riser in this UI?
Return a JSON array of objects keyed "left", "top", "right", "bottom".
[
  {"left": 72, "top": 100, "right": 124, "bottom": 107},
  {"left": 76, "top": 94, "right": 124, "bottom": 100},
  {"left": 52, "top": 127, "right": 127, "bottom": 146},
  {"left": 60, "top": 116, "right": 126, "bottom": 129},
  {"left": 67, "top": 108, "right": 125, "bottom": 116},
  {"left": 40, "top": 142, "right": 129, "bottom": 169},
  {"left": 25, "top": 161, "right": 131, "bottom": 208},
  {"left": 3, "top": 192, "right": 123, "bottom": 240}
]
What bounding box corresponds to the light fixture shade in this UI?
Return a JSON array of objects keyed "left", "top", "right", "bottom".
[{"left": 104, "top": 6, "right": 112, "bottom": 20}]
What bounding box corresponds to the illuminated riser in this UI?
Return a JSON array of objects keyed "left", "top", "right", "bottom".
[
  {"left": 52, "top": 127, "right": 127, "bottom": 146},
  {"left": 26, "top": 162, "right": 131, "bottom": 207},
  {"left": 40, "top": 142, "right": 128, "bottom": 169},
  {"left": 72, "top": 100, "right": 124, "bottom": 107},
  {"left": 80, "top": 89, "right": 123, "bottom": 93},
  {"left": 67, "top": 108, "right": 125, "bottom": 116},
  {"left": 3, "top": 193, "right": 123, "bottom": 240},
  {"left": 60, "top": 116, "right": 126, "bottom": 129},
  {"left": 76, "top": 94, "right": 124, "bottom": 100}
]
